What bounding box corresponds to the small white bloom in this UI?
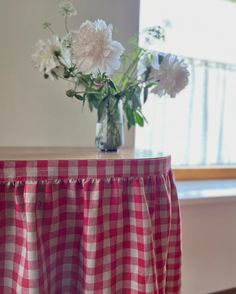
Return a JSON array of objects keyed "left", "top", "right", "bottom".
[
  {"left": 138, "top": 51, "right": 160, "bottom": 76},
  {"left": 59, "top": 1, "right": 77, "bottom": 17},
  {"left": 151, "top": 54, "right": 189, "bottom": 98},
  {"left": 71, "top": 19, "right": 124, "bottom": 75}
]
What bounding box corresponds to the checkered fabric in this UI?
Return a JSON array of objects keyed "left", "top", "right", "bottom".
[{"left": 0, "top": 157, "right": 181, "bottom": 294}]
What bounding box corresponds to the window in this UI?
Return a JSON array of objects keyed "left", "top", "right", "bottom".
[{"left": 136, "top": 0, "right": 236, "bottom": 175}]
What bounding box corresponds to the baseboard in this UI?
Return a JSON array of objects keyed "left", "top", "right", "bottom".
[{"left": 209, "top": 288, "right": 236, "bottom": 294}]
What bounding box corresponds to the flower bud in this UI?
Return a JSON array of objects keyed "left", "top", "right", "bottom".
[{"left": 66, "top": 89, "right": 75, "bottom": 97}]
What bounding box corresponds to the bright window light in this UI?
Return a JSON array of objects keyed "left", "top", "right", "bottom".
[{"left": 136, "top": 0, "right": 236, "bottom": 166}]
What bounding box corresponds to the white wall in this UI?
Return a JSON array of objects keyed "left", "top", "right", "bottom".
[
  {"left": 181, "top": 199, "right": 236, "bottom": 294},
  {"left": 0, "top": 0, "right": 139, "bottom": 147}
]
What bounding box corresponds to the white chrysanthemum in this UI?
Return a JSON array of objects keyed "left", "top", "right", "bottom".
[
  {"left": 71, "top": 19, "right": 124, "bottom": 75},
  {"left": 151, "top": 54, "right": 189, "bottom": 98},
  {"left": 59, "top": 1, "right": 77, "bottom": 17},
  {"left": 52, "top": 65, "right": 65, "bottom": 78},
  {"left": 32, "top": 36, "right": 72, "bottom": 80},
  {"left": 32, "top": 36, "right": 62, "bottom": 79}
]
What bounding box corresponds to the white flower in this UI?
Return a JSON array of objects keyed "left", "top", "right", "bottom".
[
  {"left": 151, "top": 54, "right": 189, "bottom": 98},
  {"left": 32, "top": 36, "right": 62, "bottom": 79},
  {"left": 52, "top": 65, "right": 65, "bottom": 78},
  {"left": 71, "top": 19, "right": 124, "bottom": 75},
  {"left": 59, "top": 1, "right": 77, "bottom": 17},
  {"left": 138, "top": 51, "right": 160, "bottom": 76},
  {"left": 32, "top": 36, "right": 72, "bottom": 80}
]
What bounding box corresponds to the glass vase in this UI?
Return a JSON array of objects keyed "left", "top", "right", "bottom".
[{"left": 95, "top": 99, "right": 124, "bottom": 152}]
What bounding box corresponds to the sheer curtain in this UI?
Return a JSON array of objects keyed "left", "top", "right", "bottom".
[
  {"left": 136, "top": 0, "right": 236, "bottom": 166},
  {"left": 135, "top": 58, "right": 236, "bottom": 166}
]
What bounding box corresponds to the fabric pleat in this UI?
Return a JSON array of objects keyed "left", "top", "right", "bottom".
[{"left": 0, "top": 157, "right": 181, "bottom": 294}]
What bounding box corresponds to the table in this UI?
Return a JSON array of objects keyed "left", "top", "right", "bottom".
[{"left": 0, "top": 148, "right": 181, "bottom": 294}]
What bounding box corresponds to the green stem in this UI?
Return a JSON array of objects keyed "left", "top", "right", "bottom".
[
  {"left": 65, "top": 15, "right": 69, "bottom": 33},
  {"left": 119, "top": 48, "right": 143, "bottom": 88},
  {"left": 46, "top": 26, "right": 56, "bottom": 35},
  {"left": 76, "top": 91, "right": 101, "bottom": 95},
  {"left": 106, "top": 101, "right": 122, "bottom": 148}
]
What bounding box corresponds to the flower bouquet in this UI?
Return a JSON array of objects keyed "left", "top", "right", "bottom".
[{"left": 32, "top": 1, "right": 189, "bottom": 151}]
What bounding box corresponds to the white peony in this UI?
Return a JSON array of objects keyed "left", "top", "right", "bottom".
[
  {"left": 71, "top": 19, "right": 124, "bottom": 75},
  {"left": 151, "top": 54, "right": 189, "bottom": 98}
]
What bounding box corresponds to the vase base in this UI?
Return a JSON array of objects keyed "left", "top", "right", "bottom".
[{"left": 101, "top": 148, "right": 118, "bottom": 152}]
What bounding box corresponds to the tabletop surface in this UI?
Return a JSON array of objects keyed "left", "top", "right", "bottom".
[{"left": 0, "top": 147, "right": 167, "bottom": 161}]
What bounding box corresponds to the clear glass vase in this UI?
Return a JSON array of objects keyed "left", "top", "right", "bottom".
[{"left": 95, "top": 99, "right": 124, "bottom": 152}]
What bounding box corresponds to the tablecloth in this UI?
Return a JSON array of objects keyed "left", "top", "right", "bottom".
[{"left": 0, "top": 156, "right": 181, "bottom": 294}]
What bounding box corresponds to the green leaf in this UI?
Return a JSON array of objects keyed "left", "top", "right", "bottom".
[
  {"left": 74, "top": 94, "right": 84, "bottom": 101},
  {"left": 144, "top": 66, "right": 151, "bottom": 82},
  {"left": 124, "top": 105, "right": 135, "bottom": 129},
  {"left": 96, "top": 94, "right": 111, "bottom": 121},
  {"left": 88, "top": 100, "right": 93, "bottom": 112},
  {"left": 143, "top": 86, "right": 149, "bottom": 103},
  {"left": 143, "top": 114, "right": 148, "bottom": 124},
  {"left": 134, "top": 112, "right": 144, "bottom": 127},
  {"left": 87, "top": 94, "right": 99, "bottom": 111},
  {"left": 114, "top": 91, "right": 124, "bottom": 99},
  {"left": 79, "top": 75, "right": 91, "bottom": 86},
  {"left": 107, "top": 79, "right": 117, "bottom": 91},
  {"left": 146, "top": 81, "right": 156, "bottom": 88},
  {"left": 97, "top": 100, "right": 107, "bottom": 122},
  {"left": 128, "top": 36, "right": 138, "bottom": 47},
  {"left": 113, "top": 73, "right": 123, "bottom": 85},
  {"left": 134, "top": 87, "right": 142, "bottom": 108},
  {"left": 92, "top": 99, "right": 100, "bottom": 109}
]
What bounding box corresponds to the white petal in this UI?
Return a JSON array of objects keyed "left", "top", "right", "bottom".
[{"left": 72, "top": 19, "right": 124, "bottom": 75}]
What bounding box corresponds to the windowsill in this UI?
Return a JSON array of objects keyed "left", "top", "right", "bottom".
[{"left": 177, "top": 179, "right": 236, "bottom": 205}]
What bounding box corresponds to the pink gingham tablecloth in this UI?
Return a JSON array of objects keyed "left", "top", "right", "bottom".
[{"left": 0, "top": 156, "right": 181, "bottom": 294}]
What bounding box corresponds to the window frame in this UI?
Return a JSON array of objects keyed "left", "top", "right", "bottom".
[{"left": 173, "top": 166, "right": 236, "bottom": 181}]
